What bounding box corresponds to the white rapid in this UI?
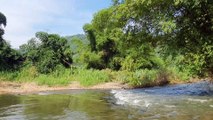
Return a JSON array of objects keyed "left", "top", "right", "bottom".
[{"left": 110, "top": 81, "right": 213, "bottom": 120}]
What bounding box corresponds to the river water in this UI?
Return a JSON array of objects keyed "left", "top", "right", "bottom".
[{"left": 0, "top": 81, "right": 213, "bottom": 120}]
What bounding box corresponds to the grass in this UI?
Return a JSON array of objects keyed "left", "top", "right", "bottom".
[
  {"left": 35, "top": 75, "right": 70, "bottom": 86},
  {"left": 71, "top": 68, "right": 111, "bottom": 86},
  {"left": 0, "top": 67, "right": 111, "bottom": 87},
  {"left": 109, "top": 66, "right": 191, "bottom": 88},
  {"left": 0, "top": 67, "right": 72, "bottom": 86},
  {"left": 0, "top": 65, "right": 193, "bottom": 87}
]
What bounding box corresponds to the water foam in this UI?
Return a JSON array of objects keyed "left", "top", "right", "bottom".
[
  {"left": 111, "top": 89, "right": 152, "bottom": 108},
  {"left": 187, "top": 98, "right": 209, "bottom": 103},
  {"left": 110, "top": 81, "right": 213, "bottom": 109}
]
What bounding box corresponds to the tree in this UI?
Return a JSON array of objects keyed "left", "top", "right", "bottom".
[
  {"left": 0, "top": 12, "right": 22, "bottom": 71},
  {"left": 19, "top": 38, "right": 40, "bottom": 64},
  {"left": 83, "top": 24, "right": 97, "bottom": 52},
  {"left": 83, "top": 0, "right": 213, "bottom": 76},
  {"left": 0, "top": 12, "right": 7, "bottom": 40},
  {"left": 112, "top": 0, "right": 124, "bottom": 6},
  {"left": 22, "top": 32, "right": 73, "bottom": 73}
]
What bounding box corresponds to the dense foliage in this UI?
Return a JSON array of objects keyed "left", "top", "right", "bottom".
[
  {"left": 0, "top": 12, "right": 22, "bottom": 71},
  {"left": 82, "top": 0, "right": 213, "bottom": 76},
  {"left": 19, "top": 32, "right": 73, "bottom": 73}
]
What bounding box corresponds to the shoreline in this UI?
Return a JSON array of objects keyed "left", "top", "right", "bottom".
[
  {"left": 0, "top": 79, "right": 211, "bottom": 95},
  {"left": 0, "top": 81, "right": 130, "bottom": 95}
]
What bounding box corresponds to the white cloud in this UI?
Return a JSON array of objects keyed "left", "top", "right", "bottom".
[{"left": 0, "top": 0, "right": 83, "bottom": 48}]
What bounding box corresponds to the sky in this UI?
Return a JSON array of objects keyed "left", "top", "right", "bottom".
[{"left": 0, "top": 0, "right": 111, "bottom": 48}]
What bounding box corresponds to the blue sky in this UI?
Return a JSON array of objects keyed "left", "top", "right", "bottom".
[{"left": 0, "top": 0, "right": 111, "bottom": 48}]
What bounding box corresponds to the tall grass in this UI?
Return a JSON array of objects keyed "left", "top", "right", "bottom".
[
  {"left": 71, "top": 68, "right": 111, "bottom": 86},
  {"left": 0, "top": 71, "right": 19, "bottom": 81},
  {"left": 0, "top": 62, "right": 192, "bottom": 88},
  {"left": 35, "top": 75, "right": 70, "bottom": 86},
  {"left": 0, "top": 66, "right": 111, "bottom": 87}
]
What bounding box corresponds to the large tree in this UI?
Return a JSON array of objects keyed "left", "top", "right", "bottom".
[
  {"left": 83, "top": 0, "right": 213, "bottom": 75},
  {"left": 0, "top": 12, "right": 22, "bottom": 71},
  {"left": 21, "top": 32, "right": 73, "bottom": 73},
  {"left": 0, "top": 12, "right": 7, "bottom": 40}
]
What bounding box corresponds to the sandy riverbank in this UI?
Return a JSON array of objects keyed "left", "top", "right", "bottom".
[
  {"left": 0, "top": 81, "right": 130, "bottom": 95},
  {"left": 1, "top": 78, "right": 211, "bottom": 95}
]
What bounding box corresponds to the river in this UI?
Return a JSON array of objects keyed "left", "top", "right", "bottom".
[{"left": 0, "top": 81, "right": 212, "bottom": 120}]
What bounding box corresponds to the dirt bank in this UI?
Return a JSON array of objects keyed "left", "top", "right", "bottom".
[{"left": 0, "top": 81, "right": 130, "bottom": 95}]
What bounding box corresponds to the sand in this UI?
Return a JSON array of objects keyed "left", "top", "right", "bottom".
[{"left": 0, "top": 81, "right": 130, "bottom": 95}]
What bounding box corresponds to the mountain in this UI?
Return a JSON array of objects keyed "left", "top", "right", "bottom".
[
  {"left": 64, "top": 34, "right": 89, "bottom": 53},
  {"left": 65, "top": 34, "right": 88, "bottom": 44}
]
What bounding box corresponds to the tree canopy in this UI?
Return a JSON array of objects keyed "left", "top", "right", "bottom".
[
  {"left": 81, "top": 0, "right": 213, "bottom": 75},
  {"left": 0, "top": 12, "right": 7, "bottom": 40},
  {"left": 0, "top": 12, "right": 22, "bottom": 71},
  {"left": 20, "top": 32, "right": 73, "bottom": 73}
]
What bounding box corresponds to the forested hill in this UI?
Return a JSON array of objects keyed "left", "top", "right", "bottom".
[
  {"left": 65, "top": 34, "right": 89, "bottom": 56},
  {"left": 65, "top": 34, "right": 87, "bottom": 44}
]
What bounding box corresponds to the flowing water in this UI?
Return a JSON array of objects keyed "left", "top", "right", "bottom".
[{"left": 0, "top": 81, "right": 213, "bottom": 120}]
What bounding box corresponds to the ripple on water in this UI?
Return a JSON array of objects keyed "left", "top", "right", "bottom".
[
  {"left": 110, "top": 81, "right": 213, "bottom": 120},
  {"left": 0, "top": 82, "right": 212, "bottom": 120},
  {"left": 0, "top": 104, "right": 26, "bottom": 119}
]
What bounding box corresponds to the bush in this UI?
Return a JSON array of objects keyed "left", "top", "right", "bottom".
[
  {"left": 15, "top": 66, "right": 38, "bottom": 81},
  {"left": 117, "top": 69, "right": 170, "bottom": 88},
  {"left": 121, "top": 56, "right": 139, "bottom": 71},
  {"left": 128, "top": 69, "right": 158, "bottom": 87},
  {"left": 166, "top": 66, "right": 191, "bottom": 82},
  {"left": 162, "top": 55, "right": 191, "bottom": 82}
]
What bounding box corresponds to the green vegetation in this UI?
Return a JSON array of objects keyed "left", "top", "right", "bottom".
[
  {"left": 19, "top": 32, "right": 73, "bottom": 74},
  {"left": 0, "top": 13, "right": 23, "bottom": 71},
  {"left": 0, "top": 67, "right": 110, "bottom": 86},
  {"left": 0, "top": 0, "right": 212, "bottom": 87}
]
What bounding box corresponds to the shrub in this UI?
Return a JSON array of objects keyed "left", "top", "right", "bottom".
[
  {"left": 16, "top": 66, "right": 38, "bottom": 81},
  {"left": 130, "top": 69, "right": 158, "bottom": 87},
  {"left": 122, "top": 69, "right": 170, "bottom": 88}
]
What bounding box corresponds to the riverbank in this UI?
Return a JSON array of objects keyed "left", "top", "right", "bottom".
[
  {"left": 0, "top": 68, "right": 196, "bottom": 89},
  {"left": 1, "top": 68, "right": 212, "bottom": 95},
  {"left": 1, "top": 78, "right": 211, "bottom": 95},
  {"left": 0, "top": 81, "right": 130, "bottom": 95}
]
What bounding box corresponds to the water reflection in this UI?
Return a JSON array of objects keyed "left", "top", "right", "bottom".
[
  {"left": 0, "top": 95, "right": 20, "bottom": 108},
  {"left": 0, "top": 91, "right": 137, "bottom": 120},
  {"left": 0, "top": 88, "right": 212, "bottom": 120},
  {"left": 0, "top": 95, "right": 25, "bottom": 119}
]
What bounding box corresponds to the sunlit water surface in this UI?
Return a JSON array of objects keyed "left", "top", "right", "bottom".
[{"left": 0, "top": 81, "right": 213, "bottom": 120}]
